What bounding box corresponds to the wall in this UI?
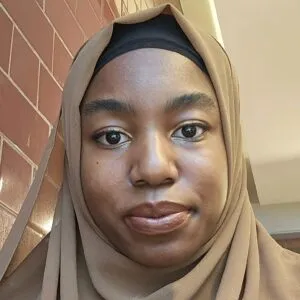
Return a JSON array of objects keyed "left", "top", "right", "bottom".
[
  {"left": 0, "top": 0, "right": 117, "bottom": 272},
  {"left": 113, "top": 0, "right": 181, "bottom": 16}
]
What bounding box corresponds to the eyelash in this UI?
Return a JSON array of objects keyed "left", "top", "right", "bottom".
[
  {"left": 172, "top": 121, "right": 209, "bottom": 142},
  {"left": 91, "top": 122, "right": 209, "bottom": 148},
  {"left": 91, "top": 127, "right": 131, "bottom": 147}
]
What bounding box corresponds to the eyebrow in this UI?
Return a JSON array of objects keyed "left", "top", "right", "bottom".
[
  {"left": 164, "top": 92, "right": 217, "bottom": 113},
  {"left": 81, "top": 98, "right": 135, "bottom": 116},
  {"left": 81, "top": 92, "right": 217, "bottom": 116}
]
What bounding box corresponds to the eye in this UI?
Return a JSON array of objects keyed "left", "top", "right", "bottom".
[
  {"left": 92, "top": 129, "right": 131, "bottom": 147},
  {"left": 172, "top": 123, "right": 207, "bottom": 141}
]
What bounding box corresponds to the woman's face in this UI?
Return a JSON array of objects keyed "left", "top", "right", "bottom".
[{"left": 81, "top": 48, "right": 228, "bottom": 268}]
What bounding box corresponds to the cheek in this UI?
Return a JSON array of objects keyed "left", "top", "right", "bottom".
[
  {"left": 80, "top": 147, "right": 127, "bottom": 219},
  {"left": 184, "top": 146, "right": 228, "bottom": 218}
]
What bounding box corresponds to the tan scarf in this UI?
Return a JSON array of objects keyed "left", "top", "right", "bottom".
[{"left": 0, "top": 4, "right": 299, "bottom": 300}]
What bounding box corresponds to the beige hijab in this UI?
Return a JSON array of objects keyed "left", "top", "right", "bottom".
[{"left": 0, "top": 4, "right": 299, "bottom": 300}]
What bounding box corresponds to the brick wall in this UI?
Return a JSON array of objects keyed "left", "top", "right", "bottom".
[
  {"left": 114, "top": 0, "right": 181, "bottom": 16},
  {"left": 0, "top": 0, "right": 117, "bottom": 272}
]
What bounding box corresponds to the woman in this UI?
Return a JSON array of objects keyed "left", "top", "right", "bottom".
[{"left": 0, "top": 3, "right": 299, "bottom": 299}]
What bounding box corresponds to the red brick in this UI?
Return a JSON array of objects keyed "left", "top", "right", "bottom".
[
  {"left": 38, "top": 65, "right": 62, "bottom": 124},
  {"left": 76, "top": 0, "right": 101, "bottom": 38},
  {"left": 36, "top": 0, "right": 44, "bottom": 10},
  {"left": 8, "top": 225, "right": 43, "bottom": 275},
  {"left": 103, "top": 0, "right": 115, "bottom": 22},
  {"left": 45, "top": 0, "right": 84, "bottom": 55},
  {"left": 0, "top": 142, "right": 32, "bottom": 213},
  {"left": 0, "top": 208, "right": 15, "bottom": 249},
  {"left": 0, "top": 207, "right": 43, "bottom": 275},
  {"left": 29, "top": 176, "right": 58, "bottom": 234},
  {"left": 106, "top": 0, "right": 119, "bottom": 17},
  {"left": 53, "top": 34, "right": 72, "bottom": 87},
  {"left": 0, "top": 70, "right": 49, "bottom": 164},
  {"left": 2, "top": 0, "right": 54, "bottom": 69},
  {"left": 65, "top": 0, "right": 77, "bottom": 13},
  {"left": 0, "top": 9, "right": 13, "bottom": 73},
  {"left": 88, "top": 0, "right": 103, "bottom": 21},
  {"left": 46, "top": 134, "right": 64, "bottom": 186},
  {"left": 10, "top": 30, "right": 39, "bottom": 105}
]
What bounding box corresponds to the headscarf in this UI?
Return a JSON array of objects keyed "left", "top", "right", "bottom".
[{"left": 0, "top": 4, "right": 299, "bottom": 300}]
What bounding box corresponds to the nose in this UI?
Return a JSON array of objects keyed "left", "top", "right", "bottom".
[{"left": 129, "top": 133, "right": 179, "bottom": 187}]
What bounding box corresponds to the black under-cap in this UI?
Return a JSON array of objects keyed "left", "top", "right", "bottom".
[{"left": 93, "top": 14, "right": 207, "bottom": 76}]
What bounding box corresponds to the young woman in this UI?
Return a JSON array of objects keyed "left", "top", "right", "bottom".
[{"left": 1, "top": 4, "right": 299, "bottom": 299}]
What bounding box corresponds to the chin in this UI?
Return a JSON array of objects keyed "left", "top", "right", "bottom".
[{"left": 124, "top": 241, "right": 201, "bottom": 269}]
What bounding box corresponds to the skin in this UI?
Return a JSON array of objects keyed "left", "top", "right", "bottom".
[{"left": 80, "top": 48, "right": 228, "bottom": 268}]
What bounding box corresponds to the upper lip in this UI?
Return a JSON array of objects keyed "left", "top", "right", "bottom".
[{"left": 126, "top": 201, "right": 190, "bottom": 218}]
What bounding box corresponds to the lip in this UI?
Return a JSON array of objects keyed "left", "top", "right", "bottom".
[{"left": 124, "top": 201, "right": 191, "bottom": 235}]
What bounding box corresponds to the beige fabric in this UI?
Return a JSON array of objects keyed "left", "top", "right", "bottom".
[{"left": 1, "top": 4, "right": 300, "bottom": 299}]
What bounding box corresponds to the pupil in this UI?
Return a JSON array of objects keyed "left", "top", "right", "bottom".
[
  {"left": 182, "top": 125, "right": 196, "bottom": 138},
  {"left": 106, "top": 131, "right": 121, "bottom": 144}
]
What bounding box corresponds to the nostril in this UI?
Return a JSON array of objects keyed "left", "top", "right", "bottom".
[
  {"left": 162, "top": 178, "right": 174, "bottom": 185},
  {"left": 133, "top": 177, "right": 174, "bottom": 187},
  {"left": 135, "top": 179, "right": 146, "bottom": 187}
]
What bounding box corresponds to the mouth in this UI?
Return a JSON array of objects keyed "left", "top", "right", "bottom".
[{"left": 124, "top": 201, "right": 193, "bottom": 236}]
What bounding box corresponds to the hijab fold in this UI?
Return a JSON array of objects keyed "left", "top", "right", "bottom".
[{"left": 1, "top": 4, "right": 299, "bottom": 299}]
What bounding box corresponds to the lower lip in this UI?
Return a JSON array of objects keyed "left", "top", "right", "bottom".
[{"left": 125, "top": 211, "right": 191, "bottom": 235}]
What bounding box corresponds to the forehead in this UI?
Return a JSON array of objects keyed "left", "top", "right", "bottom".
[{"left": 83, "top": 48, "right": 217, "bottom": 111}]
